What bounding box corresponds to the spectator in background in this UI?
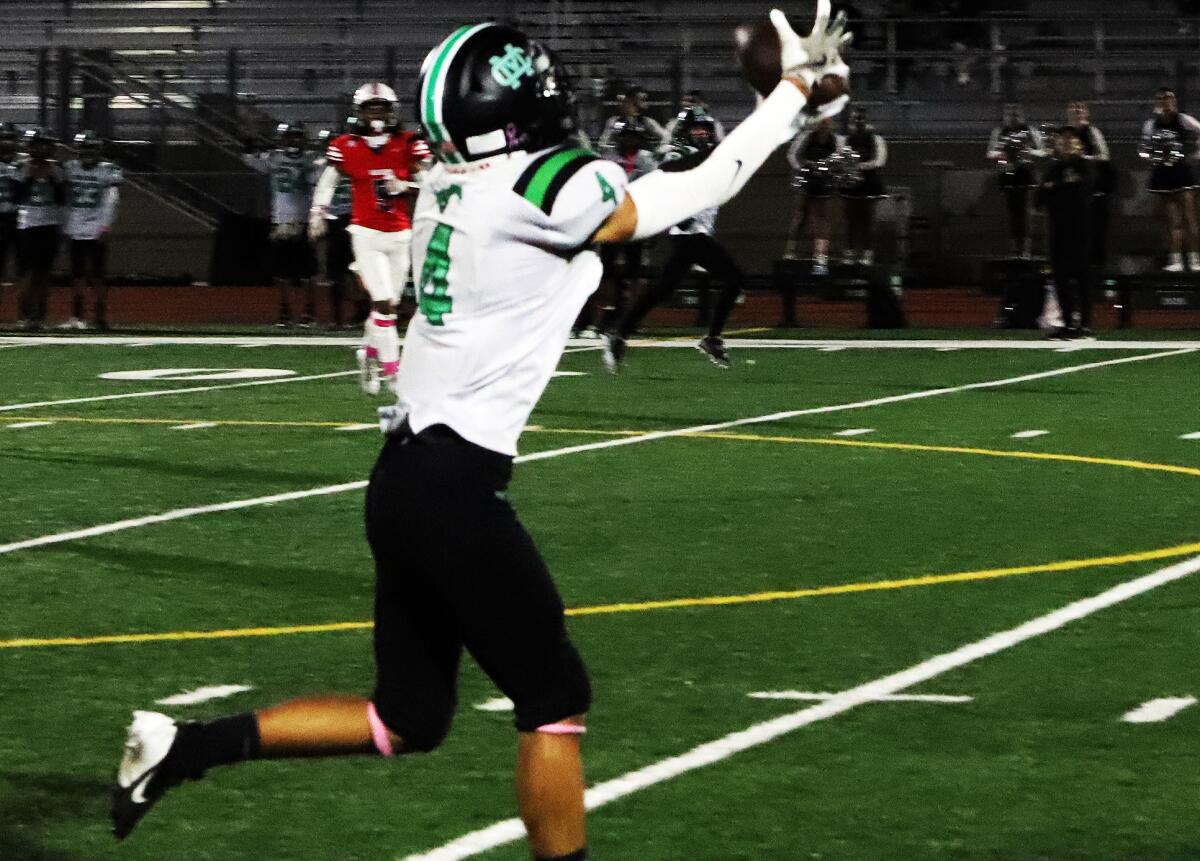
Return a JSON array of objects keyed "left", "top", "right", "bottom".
[
  {"left": 840, "top": 107, "right": 889, "bottom": 267},
  {"left": 62, "top": 130, "right": 122, "bottom": 331},
  {"left": 784, "top": 117, "right": 844, "bottom": 275},
  {"left": 987, "top": 103, "right": 1045, "bottom": 259},
  {"left": 579, "top": 118, "right": 658, "bottom": 335},
  {"left": 943, "top": 0, "right": 984, "bottom": 86},
  {"left": 597, "top": 87, "right": 667, "bottom": 152},
  {"left": 0, "top": 123, "right": 20, "bottom": 309},
  {"left": 14, "top": 128, "right": 66, "bottom": 331},
  {"left": 1140, "top": 86, "right": 1200, "bottom": 272},
  {"left": 1066, "top": 100, "right": 1114, "bottom": 274},
  {"left": 1037, "top": 127, "right": 1094, "bottom": 338}
]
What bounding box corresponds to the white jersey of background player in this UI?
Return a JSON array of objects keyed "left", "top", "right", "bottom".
[
  {"left": 244, "top": 124, "right": 317, "bottom": 234},
  {"left": 394, "top": 10, "right": 851, "bottom": 455},
  {"left": 64, "top": 157, "right": 122, "bottom": 240}
]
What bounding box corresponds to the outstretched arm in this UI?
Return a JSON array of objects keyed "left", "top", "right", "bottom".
[{"left": 594, "top": 3, "right": 850, "bottom": 244}]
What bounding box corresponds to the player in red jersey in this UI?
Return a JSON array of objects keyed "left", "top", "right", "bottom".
[{"left": 310, "top": 82, "right": 429, "bottom": 393}]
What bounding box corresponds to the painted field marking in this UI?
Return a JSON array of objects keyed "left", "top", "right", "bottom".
[
  {"left": 1121, "top": 696, "right": 1197, "bottom": 723},
  {"left": 155, "top": 684, "right": 255, "bottom": 706},
  {"left": 819, "top": 346, "right": 846, "bottom": 352},
  {"left": 1181, "top": 432, "right": 1200, "bottom": 440},
  {"left": 169, "top": 422, "right": 217, "bottom": 431},
  {"left": 6, "top": 421, "right": 55, "bottom": 430},
  {"left": 334, "top": 423, "right": 376, "bottom": 432},
  {"left": 99, "top": 368, "right": 297, "bottom": 382},
  {"left": 474, "top": 697, "right": 515, "bottom": 713},
  {"left": 403, "top": 552, "right": 1200, "bottom": 861},
  {"left": 748, "top": 690, "right": 972, "bottom": 704},
  {"left": 1011, "top": 430, "right": 1050, "bottom": 439},
  {"left": 7, "top": 539, "right": 1200, "bottom": 651},
  {"left": 0, "top": 349, "right": 1190, "bottom": 560},
  {"left": 834, "top": 428, "right": 874, "bottom": 437},
  {"left": 0, "top": 370, "right": 358, "bottom": 413},
  {"left": 5, "top": 335, "right": 1200, "bottom": 351}
]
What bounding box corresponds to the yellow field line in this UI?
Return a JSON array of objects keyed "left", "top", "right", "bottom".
[
  {"left": 3, "top": 427, "right": 1198, "bottom": 651},
  {"left": 4, "top": 540, "right": 1199, "bottom": 650},
  {"left": 664, "top": 326, "right": 773, "bottom": 342}
]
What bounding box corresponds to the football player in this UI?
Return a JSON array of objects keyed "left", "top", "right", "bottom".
[
  {"left": 0, "top": 122, "right": 20, "bottom": 307},
  {"left": 111, "top": 8, "right": 851, "bottom": 860},
  {"left": 312, "top": 122, "right": 360, "bottom": 328},
  {"left": 14, "top": 129, "right": 66, "bottom": 331},
  {"left": 309, "top": 82, "right": 428, "bottom": 394},
  {"left": 603, "top": 110, "right": 746, "bottom": 370},
  {"left": 245, "top": 121, "right": 319, "bottom": 326},
  {"left": 62, "top": 130, "right": 122, "bottom": 330}
]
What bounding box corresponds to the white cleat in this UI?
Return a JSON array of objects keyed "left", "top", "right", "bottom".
[
  {"left": 356, "top": 347, "right": 381, "bottom": 395},
  {"left": 111, "top": 710, "right": 183, "bottom": 839}
]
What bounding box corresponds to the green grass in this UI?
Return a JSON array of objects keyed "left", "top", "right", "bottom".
[{"left": 1, "top": 335, "right": 1199, "bottom": 860}]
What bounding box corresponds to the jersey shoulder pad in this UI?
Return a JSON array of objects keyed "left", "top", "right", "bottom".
[
  {"left": 512, "top": 146, "right": 603, "bottom": 216},
  {"left": 327, "top": 134, "right": 356, "bottom": 161}
]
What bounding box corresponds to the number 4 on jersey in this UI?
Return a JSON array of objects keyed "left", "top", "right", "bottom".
[{"left": 419, "top": 223, "right": 455, "bottom": 325}]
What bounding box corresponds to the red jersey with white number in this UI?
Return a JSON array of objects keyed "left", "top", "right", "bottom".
[{"left": 326, "top": 132, "right": 428, "bottom": 232}]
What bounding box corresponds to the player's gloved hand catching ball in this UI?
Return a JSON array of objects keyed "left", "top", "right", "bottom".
[{"left": 736, "top": 1, "right": 851, "bottom": 109}]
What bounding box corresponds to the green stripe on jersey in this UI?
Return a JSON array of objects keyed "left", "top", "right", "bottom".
[{"left": 517, "top": 148, "right": 595, "bottom": 211}]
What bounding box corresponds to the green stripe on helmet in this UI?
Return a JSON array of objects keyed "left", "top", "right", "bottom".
[{"left": 421, "top": 23, "right": 486, "bottom": 164}]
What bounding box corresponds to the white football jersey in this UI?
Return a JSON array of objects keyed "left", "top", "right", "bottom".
[
  {"left": 64, "top": 160, "right": 123, "bottom": 240},
  {"left": 0, "top": 158, "right": 20, "bottom": 215},
  {"left": 245, "top": 150, "right": 317, "bottom": 225},
  {"left": 17, "top": 164, "right": 66, "bottom": 230},
  {"left": 399, "top": 145, "right": 628, "bottom": 456}
]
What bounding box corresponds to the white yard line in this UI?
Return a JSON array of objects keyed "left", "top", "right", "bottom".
[
  {"left": 156, "top": 684, "right": 255, "bottom": 706},
  {"left": 1180, "top": 432, "right": 1200, "bottom": 440},
  {"left": 3, "top": 336, "right": 1200, "bottom": 351},
  {"left": 474, "top": 697, "right": 515, "bottom": 713},
  {"left": 0, "top": 370, "right": 357, "bottom": 413},
  {"left": 833, "top": 428, "right": 875, "bottom": 437},
  {"left": 1011, "top": 430, "right": 1049, "bottom": 439},
  {"left": 403, "top": 552, "right": 1200, "bottom": 861},
  {"left": 169, "top": 422, "right": 217, "bottom": 431},
  {"left": 748, "top": 691, "right": 972, "bottom": 704},
  {"left": 0, "top": 349, "right": 1192, "bottom": 559},
  {"left": 334, "top": 423, "right": 377, "bottom": 432},
  {"left": 6, "top": 421, "right": 55, "bottom": 429},
  {"left": 1121, "top": 696, "right": 1197, "bottom": 723}
]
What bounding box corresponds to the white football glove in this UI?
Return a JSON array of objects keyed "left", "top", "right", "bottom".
[
  {"left": 308, "top": 207, "right": 328, "bottom": 242},
  {"left": 770, "top": 1, "right": 852, "bottom": 91}
]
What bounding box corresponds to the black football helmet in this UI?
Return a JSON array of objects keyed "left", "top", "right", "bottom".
[
  {"left": 275, "top": 121, "right": 306, "bottom": 155},
  {"left": 24, "top": 127, "right": 58, "bottom": 161},
  {"left": 416, "top": 23, "right": 576, "bottom": 164},
  {"left": 672, "top": 107, "right": 717, "bottom": 152},
  {"left": 74, "top": 129, "right": 104, "bottom": 162}
]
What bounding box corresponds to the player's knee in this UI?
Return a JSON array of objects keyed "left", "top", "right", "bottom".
[
  {"left": 370, "top": 696, "right": 454, "bottom": 755},
  {"left": 513, "top": 643, "right": 592, "bottom": 733}
]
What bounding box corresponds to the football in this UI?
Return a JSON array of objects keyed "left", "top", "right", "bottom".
[{"left": 734, "top": 18, "right": 848, "bottom": 106}]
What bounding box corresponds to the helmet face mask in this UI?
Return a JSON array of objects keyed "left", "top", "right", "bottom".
[
  {"left": 74, "top": 130, "right": 103, "bottom": 165},
  {"left": 275, "top": 122, "right": 306, "bottom": 155},
  {"left": 25, "top": 128, "right": 57, "bottom": 161},
  {"left": 417, "top": 23, "right": 576, "bottom": 165},
  {"left": 354, "top": 82, "right": 400, "bottom": 135}
]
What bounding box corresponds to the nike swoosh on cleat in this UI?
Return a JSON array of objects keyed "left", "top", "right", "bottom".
[{"left": 128, "top": 771, "right": 154, "bottom": 805}]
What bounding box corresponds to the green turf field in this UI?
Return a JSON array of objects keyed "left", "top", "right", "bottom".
[{"left": 1, "top": 332, "right": 1199, "bottom": 860}]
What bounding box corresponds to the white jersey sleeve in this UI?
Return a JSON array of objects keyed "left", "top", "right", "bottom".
[{"left": 502, "top": 149, "right": 627, "bottom": 252}]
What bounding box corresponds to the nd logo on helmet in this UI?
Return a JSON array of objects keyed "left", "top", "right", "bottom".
[{"left": 489, "top": 44, "right": 535, "bottom": 90}]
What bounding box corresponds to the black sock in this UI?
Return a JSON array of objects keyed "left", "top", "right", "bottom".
[
  {"left": 176, "top": 712, "right": 261, "bottom": 775},
  {"left": 535, "top": 850, "right": 586, "bottom": 861}
]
